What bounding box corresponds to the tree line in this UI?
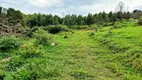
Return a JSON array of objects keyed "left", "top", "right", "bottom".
[
  {"left": 0, "top": 1, "right": 142, "bottom": 28},
  {"left": 26, "top": 10, "right": 141, "bottom": 27}
]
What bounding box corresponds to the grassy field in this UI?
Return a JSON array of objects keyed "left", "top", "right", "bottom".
[
  {"left": 0, "top": 26, "right": 142, "bottom": 80},
  {"left": 93, "top": 26, "right": 142, "bottom": 80}
]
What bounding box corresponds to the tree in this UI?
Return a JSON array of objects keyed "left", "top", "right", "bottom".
[
  {"left": 37, "top": 13, "right": 43, "bottom": 26},
  {"left": 116, "top": 11, "right": 122, "bottom": 20},
  {"left": 133, "top": 10, "right": 138, "bottom": 13},
  {"left": 131, "top": 10, "right": 142, "bottom": 19},
  {"left": 116, "top": 1, "right": 125, "bottom": 13},
  {"left": 102, "top": 11, "right": 108, "bottom": 22},
  {"left": 0, "top": 7, "right": 2, "bottom": 14},
  {"left": 115, "top": 1, "right": 125, "bottom": 20},
  {"left": 53, "top": 15, "right": 59, "bottom": 25},
  {"left": 93, "top": 14, "right": 97, "bottom": 23},
  {"left": 86, "top": 13, "right": 94, "bottom": 25},
  {"left": 7, "top": 8, "right": 23, "bottom": 25},
  {"left": 64, "top": 15, "right": 70, "bottom": 26},
  {"left": 46, "top": 14, "right": 54, "bottom": 25},
  {"left": 122, "top": 12, "right": 130, "bottom": 20},
  {"left": 77, "top": 15, "right": 85, "bottom": 25},
  {"left": 70, "top": 14, "right": 78, "bottom": 25},
  {"left": 58, "top": 17, "right": 63, "bottom": 24},
  {"left": 97, "top": 12, "right": 103, "bottom": 23},
  {"left": 41, "top": 14, "right": 47, "bottom": 26},
  {"left": 108, "top": 11, "right": 113, "bottom": 22},
  {"left": 27, "top": 14, "right": 38, "bottom": 27}
]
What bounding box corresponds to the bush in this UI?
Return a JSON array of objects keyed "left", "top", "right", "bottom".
[
  {"left": 0, "top": 36, "right": 21, "bottom": 51},
  {"left": 4, "top": 56, "right": 25, "bottom": 71},
  {"left": 24, "top": 26, "right": 39, "bottom": 37},
  {"left": 20, "top": 45, "right": 42, "bottom": 59},
  {"left": 44, "top": 25, "right": 70, "bottom": 34},
  {"left": 138, "top": 16, "right": 142, "bottom": 25},
  {"left": 113, "top": 21, "right": 127, "bottom": 28},
  {"left": 33, "top": 28, "right": 53, "bottom": 45}
]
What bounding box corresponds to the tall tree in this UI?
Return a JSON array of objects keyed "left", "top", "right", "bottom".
[
  {"left": 116, "top": 1, "right": 125, "bottom": 13},
  {"left": 98, "top": 12, "right": 103, "bottom": 23},
  {"left": 70, "top": 14, "right": 78, "bottom": 25},
  {"left": 108, "top": 11, "right": 113, "bottom": 22},
  {"left": 0, "top": 7, "right": 2, "bottom": 14},
  {"left": 86, "top": 13, "right": 94, "bottom": 25},
  {"left": 77, "top": 15, "right": 85, "bottom": 25},
  {"left": 122, "top": 12, "right": 130, "bottom": 20},
  {"left": 64, "top": 15, "right": 70, "bottom": 26},
  {"left": 46, "top": 14, "right": 54, "bottom": 25},
  {"left": 53, "top": 15, "right": 59, "bottom": 25},
  {"left": 116, "top": 12, "right": 122, "bottom": 20},
  {"left": 7, "top": 8, "right": 23, "bottom": 25},
  {"left": 102, "top": 11, "right": 108, "bottom": 22}
]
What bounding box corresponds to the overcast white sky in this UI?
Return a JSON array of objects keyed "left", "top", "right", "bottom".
[{"left": 0, "top": 0, "right": 142, "bottom": 16}]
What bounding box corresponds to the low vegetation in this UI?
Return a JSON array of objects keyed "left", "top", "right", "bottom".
[
  {"left": 0, "top": 36, "right": 21, "bottom": 51},
  {"left": 93, "top": 23, "right": 142, "bottom": 79},
  {"left": 0, "top": 1, "right": 142, "bottom": 80},
  {"left": 33, "top": 28, "right": 53, "bottom": 46}
]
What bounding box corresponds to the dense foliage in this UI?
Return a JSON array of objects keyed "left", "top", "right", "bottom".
[
  {"left": 7, "top": 8, "right": 23, "bottom": 25},
  {"left": 0, "top": 36, "right": 21, "bottom": 51},
  {"left": 138, "top": 16, "right": 142, "bottom": 25},
  {"left": 25, "top": 11, "right": 142, "bottom": 27},
  {"left": 33, "top": 29, "right": 53, "bottom": 45}
]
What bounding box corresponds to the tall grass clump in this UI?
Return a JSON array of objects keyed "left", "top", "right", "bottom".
[
  {"left": 20, "top": 45, "right": 42, "bottom": 59},
  {"left": 0, "top": 36, "right": 21, "bottom": 51}
]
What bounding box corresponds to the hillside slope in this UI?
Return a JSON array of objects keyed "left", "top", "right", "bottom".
[{"left": 93, "top": 26, "right": 142, "bottom": 79}]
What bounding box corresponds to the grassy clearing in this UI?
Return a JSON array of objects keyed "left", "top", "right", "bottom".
[
  {"left": 0, "top": 30, "right": 123, "bottom": 80},
  {"left": 0, "top": 25, "right": 142, "bottom": 80}
]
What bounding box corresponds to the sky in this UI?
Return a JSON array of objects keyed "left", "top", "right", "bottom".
[{"left": 0, "top": 0, "right": 142, "bottom": 16}]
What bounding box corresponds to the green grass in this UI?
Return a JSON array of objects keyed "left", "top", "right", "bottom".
[
  {"left": 93, "top": 26, "right": 142, "bottom": 80},
  {"left": 0, "top": 25, "right": 142, "bottom": 80}
]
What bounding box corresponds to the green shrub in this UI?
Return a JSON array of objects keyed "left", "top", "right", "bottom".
[
  {"left": 20, "top": 45, "right": 42, "bottom": 59},
  {"left": 14, "top": 62, "right": 60, "bottom": 79},
  {"left": 24, "top": 26, "right": 39, "bottom": 37},
  {"left": 138, "top": 16, "right": 142, "bottom": 25},
  {"left": 113, "top": 20, "right": 137, "bottom": 29},
  {"left": 33, "top": 28, "right": 53, "bottom": 45},
  {"left": 113, "top": 21, "right": 127, "bottom": 28},
  {"left": 4, "top": 56, "right": 25, "bottom": 71},
  {"left": 44, "top": 25, "right": 70, "bottom": 34},
  {"left": 0, "top": 36, "right": 21, "bottom": 51}
]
